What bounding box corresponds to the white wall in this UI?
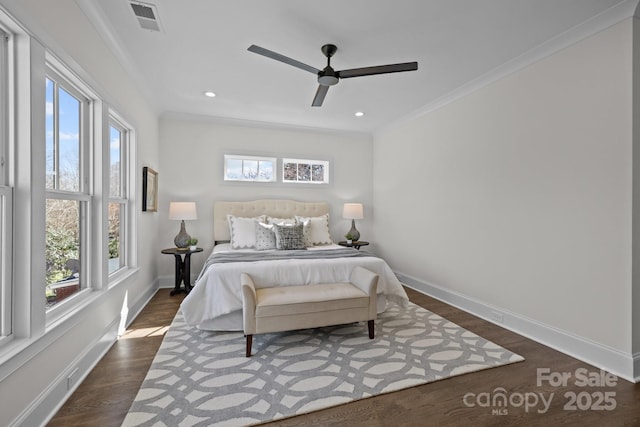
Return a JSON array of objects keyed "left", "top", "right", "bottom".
[
  {"left": 158, "top": 115, "right": 373, "bottom": 281},
  {"left": 374, "top": 19, "right": 636, "bottom": 378},
  {"left": 632, "top": 16, "right": 640, "bottom": 374},
  {"left": 0, "top": 1, "right": 160, "bottom": 425}
]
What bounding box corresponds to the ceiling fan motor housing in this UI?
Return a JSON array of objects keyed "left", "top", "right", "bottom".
[
  {"left": 318, "top": 44, "right": 339, "bottom": 86},
  {"left": 321, "top": 44, "right": 337, "bottom": 58},
  {"left": 318, "top": 68, "right": 339, "bottom": 86}
]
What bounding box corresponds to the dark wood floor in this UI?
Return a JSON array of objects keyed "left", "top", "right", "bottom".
[{"left": 48, "top": 287, "right": 640, "bottom": 426}]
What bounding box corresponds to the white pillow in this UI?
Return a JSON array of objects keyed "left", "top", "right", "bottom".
[
  {"left": 295, "top": 213, "right": 333, "bottom": 246},
  {"left": 227, "top": 214, "right": 266, "bottom": 249}
]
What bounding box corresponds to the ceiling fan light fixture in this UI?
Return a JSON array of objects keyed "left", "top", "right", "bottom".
[
  {"left": 204, "top": 91, "right": 216, "bottom": 98},
  {"left": 318, "top": 75, "right": 339, "bottom": 86},
  {"left": 355, "top": 111, "right": 365, "bottom": 117}
]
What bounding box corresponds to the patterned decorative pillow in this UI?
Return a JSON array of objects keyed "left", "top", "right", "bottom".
[
  {"left": 227, "top": 214, "right": 266, "bottom": 249},
  {"left": 273, "top": 223, "right": 306, "bottom": 250},
  {"left": 255, "top": 222, "right": 276, "bottom": 250},
  {"left": 295, "top": 213, "right": 333, "bottom": 246}
]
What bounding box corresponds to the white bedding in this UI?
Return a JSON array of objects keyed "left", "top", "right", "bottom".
[{"left": 180, "top": 244, "right": 409, "bottom": 331}]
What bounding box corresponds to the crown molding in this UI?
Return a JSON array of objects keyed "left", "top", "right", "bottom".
[
  {"left": 377, "top": 0, "right": 640, "bottom": 138},
  {"left": 161, "top": 110, "right": 372, "bottom": 140},
  {"left": 74, "top": 0, "right": 160, "bottom": 115}
]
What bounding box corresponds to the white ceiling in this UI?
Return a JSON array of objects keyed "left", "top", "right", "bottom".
[{"left": 81, "top": 0, "right": 633, "bottom": 134}]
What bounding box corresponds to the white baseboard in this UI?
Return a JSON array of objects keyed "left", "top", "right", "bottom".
[
  {"left": 12, "top": 318, "right": 120, "bottom": 427},
  {"left": 124, "top": 278, "right": 161, "bottom": 329},
  {"left": 158, "top": 274, "right": 174, "bottom": 288},
  {"left": 158, "top": 274, "right": 197, "bottom": 289},
  {"left": 395, "top": 271, "right": 639, "bottom": 383},
  {"left": 11, "top": 280, "right": 160, "bottom": 427}
]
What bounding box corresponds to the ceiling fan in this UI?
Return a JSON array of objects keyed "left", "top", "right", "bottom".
[{"left": 247, "top": 43, "right": 418, "bottom": 107}]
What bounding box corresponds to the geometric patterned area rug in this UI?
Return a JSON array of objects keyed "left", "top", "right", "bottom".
[{"left": 122, "top": 302, "right": 523, "bottom": 427}]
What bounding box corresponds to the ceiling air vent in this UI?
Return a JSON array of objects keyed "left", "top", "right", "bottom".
[{"left": 130, "top": 1, "right": 162, "bottom": 32}]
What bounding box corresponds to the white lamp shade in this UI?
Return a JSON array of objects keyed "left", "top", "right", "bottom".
[
  {"left": 169, "top": 202, "right": 198, "bottom": 220},
  {"left": 343, "top": 203, "right": 364, "bottom": 220}
]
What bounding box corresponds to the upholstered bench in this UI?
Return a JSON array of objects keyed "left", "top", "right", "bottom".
[{"left": 241, "top": 266, "right": 378, "bottom": 357}]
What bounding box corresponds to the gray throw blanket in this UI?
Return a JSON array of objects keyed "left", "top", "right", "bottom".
[{"left": 197, "top": 248, "right": 375, "bottom": 281}]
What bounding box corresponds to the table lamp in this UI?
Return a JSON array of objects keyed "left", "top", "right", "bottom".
[
  {"left": 343, "top": 203, "right": 364, "bottom": 241},
  {"left": 169, "top": 202, "right": 197, "bottom": 248}
]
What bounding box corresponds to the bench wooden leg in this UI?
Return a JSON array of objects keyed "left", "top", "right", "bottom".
[
  {"left": 245, "top": 334, "right": 253, "bottom": 357},
  {"left": 368, "top": 320, "right": 375, "bottom": 339}
]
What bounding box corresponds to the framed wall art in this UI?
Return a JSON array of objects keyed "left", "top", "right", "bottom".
[
  {"left": 142, "top": 166, "right": 158, "bottom": 212},
  {"left": 282, "top": 158, "right": 329, "bottom": 184}
]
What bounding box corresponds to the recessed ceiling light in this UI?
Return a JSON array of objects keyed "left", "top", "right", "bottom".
[
  {"left": 355, "top": 111, "right": 365, "bottom": 117},
  {"left": 204, "top": 91, "right": 216, "bottom": 98}
]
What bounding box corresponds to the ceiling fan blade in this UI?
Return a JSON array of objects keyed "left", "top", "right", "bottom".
[
  {"left": 312, "top": 85, "right": 329, "bottom": 107},
  {"left": 248, "top": 45, "right": 320, "bottom": 75},
  {"left": 338, "top": 62, "right": 418, "bottom": 79}
]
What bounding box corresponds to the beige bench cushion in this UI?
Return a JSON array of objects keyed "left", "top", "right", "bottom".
[
  {"left": 256, "top": 283, "right": 369, "bottom": 318},
  {"left": 242, "top": 266, "right": 379, "bottom": 356}
]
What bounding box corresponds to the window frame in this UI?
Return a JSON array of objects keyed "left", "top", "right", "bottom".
[
  {"left": 0, "top": 186, "right": 12, "bottom": 340},
  {"left": 223, "top": 154, "right": 277, "bottom": 182},
  {"left": 44, "top": 63, "right": 93, "bottom": 317},
  {"left": 0, "top": 28, "right": 7, "bottom": 186},
  {"left": 0, "top": 27, "right": 12, "bottom": 343},
  {"left": 282, "top": 158, "right": 330, "bottom": 184},
  {"left": 107, "top": 114, "right": 131, "bottom": 277}
]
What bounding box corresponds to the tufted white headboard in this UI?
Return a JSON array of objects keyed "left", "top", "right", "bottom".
[{"left": 213, "top": 199, "right": 329, "bottom": 243}]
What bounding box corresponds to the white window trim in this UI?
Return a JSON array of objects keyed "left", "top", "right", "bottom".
[
  {"left": 0, "top": 186, "right": 12, "bottom": 341},
  {"left": 0, "top": 25, "right": 12, "bottom": 345},
  {"left": 44, "top": 58, "right": 96, "bottom": 321},
  {"left": 0, "top": 28, "right": 7, "bottom": 186},
  {"left": 107, "top": 112, "right": 133, "bottom": 278}
]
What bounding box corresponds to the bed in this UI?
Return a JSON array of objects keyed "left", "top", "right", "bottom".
[{"left": 180, "top": 199, "right": 409, "bottom": 331}]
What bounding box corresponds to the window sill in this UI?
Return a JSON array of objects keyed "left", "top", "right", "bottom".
[
  {"left": 108, "top": 266, "right": 140, "bottom": 289},
  {"left": 0, "top": 288, "right": 102, "bottom": 383},
  {"left": 45, "top": 288, "right": 101, "bottom": 333}
]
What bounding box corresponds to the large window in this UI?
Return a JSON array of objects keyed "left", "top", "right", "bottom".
[
  {"left": 108, "top": 117, "right": 131, "bottom": 275},
  {"left": 45, "top": 71, "right": 90, "bottom": 309},
  {"left": 0, "top": 12, "right": 139, "bottom": 354}
]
